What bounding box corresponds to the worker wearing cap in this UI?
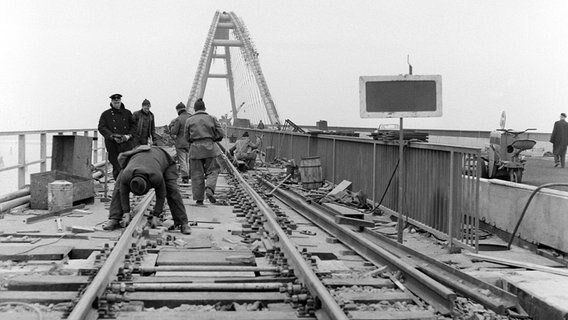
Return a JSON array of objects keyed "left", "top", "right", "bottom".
[
  {"left": 133, "top": 99, "right": 158, "bottom": 146},
  {"left": 102, "top": 145, "right": 191, "bottom": 234},
  {"left": 98, "top": 94, "right": 137, "bottom": 180},
  {"left": 169, "top": 102, "right": 192, "bottom": 183}
]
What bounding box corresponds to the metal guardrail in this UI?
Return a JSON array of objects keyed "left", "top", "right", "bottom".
[
  {"left": 0, "top": 129, "right": 105, "bottom": 191},
  {"left": 229, "top": 127, "right": 481, "bottom": 252}
]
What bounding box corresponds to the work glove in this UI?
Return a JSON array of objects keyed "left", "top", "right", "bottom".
[{"left": 120, "top": 212, "right": 132, "bottom": 227}]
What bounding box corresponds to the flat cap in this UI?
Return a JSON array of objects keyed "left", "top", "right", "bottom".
[
  {"left": 176, "top": 102, "right": 186, "bottom": 110},
  {"left": 109, "top": 93, "right": 123, "bottom": 100},
  {"left": 142, "top": 99, "right": 151, "bottom": 106}
]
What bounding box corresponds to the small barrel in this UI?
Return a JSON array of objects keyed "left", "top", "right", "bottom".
[
  {"left": 299, "top": 157, "right": 323, "bottom": 190},
  {"left": 48, "top": 180, "right": 73, "bottom": 212},
  {"left": 265, "top": 146, "right": 276, "bottom": 163}
]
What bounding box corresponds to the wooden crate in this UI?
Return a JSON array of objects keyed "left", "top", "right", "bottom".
[
  {"left": 30, "top": 170, "right": 94, "bottom": 209},
  {"left": 51, "top": 135, "right": 93, "bottom": 178}
]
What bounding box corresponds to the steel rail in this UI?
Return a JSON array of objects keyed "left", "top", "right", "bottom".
[
  {"left": 67, "top": 190, "right": 155, "bottom": 320},
  {"left": 220, "top": 153, "right": 349, "bottom": 320},
  {"left": 260, "top": 178, "right": 456, "bottom": 315}
]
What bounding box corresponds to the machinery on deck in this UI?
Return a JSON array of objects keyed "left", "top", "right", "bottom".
[{"left": 480, "top": 112, "right": 536, "bottom": 183}]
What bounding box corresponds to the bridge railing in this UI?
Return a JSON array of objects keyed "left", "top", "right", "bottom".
[
  {"left": 0, "top": 129, "right": 104, "bottom": 193},
  {"left": 229, "top": 127, "right": 481, "bottom": 252}
]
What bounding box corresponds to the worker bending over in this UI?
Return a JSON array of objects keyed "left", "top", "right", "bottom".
[
  {"left": 102, "top": 145, "right": 191, "bottom": 234},
  {"left": 229, "top": 131, "right": 261, "bottom": 170}
]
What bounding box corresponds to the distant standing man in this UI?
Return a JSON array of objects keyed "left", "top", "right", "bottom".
[
  {"left": 98, "top": 93, "right": 137, "bottom": 180},
  {"left": 102, "top": 145, "right": 191, "bottom": 234},
  {"left": 184, "top": 98, "right": 225, "bottom": 204},
  {"left": 550, "top": 112, "right": 568, "bottom": 168},
  {"left": 133, "top": 99, "right": 157, "bottom": 146},
  {"left": 170, "top": 102, "right": 192, "bottom": 183}
]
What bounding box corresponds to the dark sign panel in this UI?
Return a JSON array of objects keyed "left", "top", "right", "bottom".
[{"left": 360, "top": 75, "right": 442, "bottom": 118}]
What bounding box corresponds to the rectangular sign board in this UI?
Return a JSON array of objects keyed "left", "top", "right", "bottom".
[{"left": 360, "top": 75, "right": 442, "bottom": 118}]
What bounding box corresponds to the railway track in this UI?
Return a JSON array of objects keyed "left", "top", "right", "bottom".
[{"left": 0, "top": 153, "right": 524, "bottom": 320}]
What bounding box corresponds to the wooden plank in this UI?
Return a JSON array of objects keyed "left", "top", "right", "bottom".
[
  {"left": 340, "top": 292, "right": 412, "bottom": 303},
  {"left": 6, "top": 275, "right": 90, "bottom": 291},
  {"left": 116, "top": 311, "right": 314, "bottom": 320},
  {"left": 464, "top": 252, "right": 568, "bottom": 277},
  {"left": 0, "top": 291, "right": 76, "bottom": 303},
  {"left": 24, "top": 204, "right": 86, "bottom": 223},
  {"left": 0, "top": 245, "right": 72, "bottom": 261},
  {"left": 349, "top": 310, "right": 436, "bottom": 320},
  {"left": 322, "top": 278, "right": 395, "bottom": 288},
  {"left": 327, "top": 180, "right": 352, "bottom": 197},
  {"left": 127, "top": 292, "right": 286, "bottom": 308},
  {"left": 157, "top": 249, "right": 256, "bottom": 266}
]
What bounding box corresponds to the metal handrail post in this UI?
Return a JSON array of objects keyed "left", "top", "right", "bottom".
[{"left": 18, "top": 134, "right": 25, "bottom": 189}]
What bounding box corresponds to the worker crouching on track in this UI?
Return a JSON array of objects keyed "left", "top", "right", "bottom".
[
  {"left": 102, "top": 145, "right": 191, "bottom": 234},
  {"left": 229, "top": 131, "right": 260, "bottom": 170}
]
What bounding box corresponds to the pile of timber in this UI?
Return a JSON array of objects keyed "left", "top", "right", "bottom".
[{"left": 370, "top": 130, "right": 429, "bottom": 142}]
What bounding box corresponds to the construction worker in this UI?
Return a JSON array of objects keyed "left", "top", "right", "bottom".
[
  {"left": 229, "top": 131, "right": 261, "bottom": 170},
  {"left": 102, "top": 145, "right": 191, "bottom": 234}
]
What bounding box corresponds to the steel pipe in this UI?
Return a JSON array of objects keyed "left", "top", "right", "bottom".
[
  {"left": 0, "top": 195, "right": 31, "bottom": 213},
  {"left": 0, "top": 187, "right": 30, "bottom": 204}
]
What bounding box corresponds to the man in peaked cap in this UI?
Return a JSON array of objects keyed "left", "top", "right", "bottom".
[
  {"left": 169, "top": 102, "right": 192, "bottom": 183},
  {"left": 98, "top": 93, "right": 137, "bottom": 180},
  {"left": 102, "top": 145, "right": 191, "bottom": 234},
  {"left": 133, "top": 99, "right": 158, "bottom": 146}
]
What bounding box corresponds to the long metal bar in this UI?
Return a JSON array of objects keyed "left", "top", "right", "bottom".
[
  {"left": 68, "top": 190, "right": 156, "bottom": 320},
  {"left": 124, "top": 283, "right": 283, "bottom": 291},
  {"left": 221, "top": 153, "right": 349, "bottom": 320},
  {"left": 139, "top": 266, "right": 279, "bottom": 273},
  {"left": 262, "top": 178, "right": 455, "bottom": 315}
]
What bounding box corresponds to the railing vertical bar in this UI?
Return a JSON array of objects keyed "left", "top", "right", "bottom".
[
  {"left": 332, "top": 138, "right": 336, "bottom": 184},
  {"left": 40, "top": 133, "right": 47, "bottom": 172},
  {"left": 18, "top": 134, "right": 25, "bottom": 189},
  {"left": 447, "top": 151, "right": 455, "bottom": 252},
  {"left": 93, "top": 131, "right": 99, "bottom": 164},
  {"left": 372, "top": 143, "right": 376, "bottom": 205}
]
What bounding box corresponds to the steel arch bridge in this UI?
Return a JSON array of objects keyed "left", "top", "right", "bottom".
[{"left": 187, "top": 11, "right": 281, "bottom": 127}]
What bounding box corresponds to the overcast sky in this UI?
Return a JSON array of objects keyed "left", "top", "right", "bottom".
[{"left": 1, "top": 0, "right": 567, "bottom": 133}]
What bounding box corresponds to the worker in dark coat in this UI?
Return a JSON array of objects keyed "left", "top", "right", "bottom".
[
  {"left": 98, "top": 94, "right": 137, "bottom": 180},
  {"left": 169, "top": 102, "right": 192, "bottom": 183},
  {"left": 229, "top": 131, "right": 261, "bottom": 170},
  {"left": 550, "top": 112, "right": 568, "bottom": 168},
  {"left": 133, "top": 99, "right": 158, "bottom": 146},
  {"left": 102, "top": 145, "right": 191, "bottom": 233},
  {"left": 184, "top": 98, "right": 225, "bottom": 205}
]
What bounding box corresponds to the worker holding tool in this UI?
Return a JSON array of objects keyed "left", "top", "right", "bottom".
[{"left": 102, "top": 145, "right": 191, "bottom": 234}]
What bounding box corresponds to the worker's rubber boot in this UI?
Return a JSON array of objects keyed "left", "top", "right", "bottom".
[
  {"left": 180, "top": 224, "right": 192, "bottom": 235},
  {"left": 205, "top": 187, "right": 216, "bottom": 204},
  {"left": 120, "top": 213, "right": 131, "bottom": 228},
  {"left": 102, "top": 219, "right": 121, "bottom": 231}
]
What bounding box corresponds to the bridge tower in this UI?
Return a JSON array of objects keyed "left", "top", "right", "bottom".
[{"left": 187, "top": 11, "right": 281, "bottom": 126}]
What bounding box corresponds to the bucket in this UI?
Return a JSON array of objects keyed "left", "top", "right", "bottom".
[
  {"left": 48, "top": 180, "right": 73, "bottom": 212},
  {"left": 265, "top": 146, "right": 276, "bottom": 163},
  {"left": 299, "top": 157, "right": 323, "bottom": 190}
]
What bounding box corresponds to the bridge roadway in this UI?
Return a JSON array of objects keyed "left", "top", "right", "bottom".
[{"left": 0, "top": 156, "right": 567, "bottom": 319}]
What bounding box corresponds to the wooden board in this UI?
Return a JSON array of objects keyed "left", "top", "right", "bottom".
[
  {"left": 0, "top": 312, "right": 65, "bottom": 320},
  {"left": 349, "top": 310, "right": 436, "bottom": 320},
  {"left": 127, "top": 292, "right": 287, "bottom": 308},
  {"left": 328, "top": 180, "right": 352, "bottom": 197},
  {"left": 116, "top": 311, "right": 314, "bottom": 320},
  {"left": 157, "top": 249, "right": 256, "bottom": 266},
  {"left": 0, "top": 291, "right": 76, "bottom": 303},
  {"left": 132, "top": 276, "right": 294, "bottom": 284},
  {"left": 6, "top": 275, "right": 90, "bottom": 291},
  {"left": 0, "top": 245, "right": 72, "bottom": 261},
  {"left": 322, "top": 278, "right": 395, "bottom": 288},
  {"left": 340, "top": 292, "right": 412, "bottom": 303}
]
